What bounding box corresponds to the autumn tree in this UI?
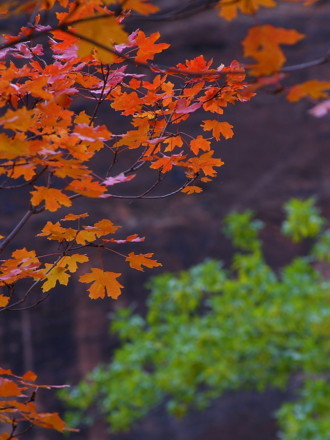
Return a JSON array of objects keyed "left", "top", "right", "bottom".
[{"left": 0, "top": 0, "right": 329, "bottom": 438}]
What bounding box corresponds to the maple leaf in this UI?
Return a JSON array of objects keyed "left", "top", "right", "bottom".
[
  {"left": 175, "top": 99, "right": 202, "bottom": 114},
  {"left": 33, "top": 412, "right": 67, "bottom": 432},
  {"left": 0, "top": 294, "right": 9, "bottom": 307},
  {"left": 190, "top": 136, "right": 211, "bottom": 155},
  {"left": 30, "top": 187, "right": 72, "bottom": 212},
  {"left": 22, "top": 371, "right": 37, "bottom": 382},
  {"left": 75, "top": 15, "right": 128, "bottom": 64},
  {"left": 0, "top": 133, "right": 30, "bottom": 160},
  {"left": 72, "top": 124, "right": 111, "bottom": 143},
  {"left": 111, "top": 91, "right": 143, "bottom": 116},
  {"left": 103, "top": 234, "right": 145, "bottom": 244},
  {"left": 150, "top": 154, "right": 186, "bottom": 173},
  {"left": 125, "top": 252, "right": 162, "bottom": 271},
  {"left": 287, "top": 80, "right": 330, "bottom": 102},
  {"left": 242, "top": 25, "right": 305, "bottom": 76},
  {"left": 103, "top": 173, "right": 135, "bottom": 186},
  {"left": 186, "top": 151, "right": 224, "bottom": 177},
  {"left": 216, "top": 0, "right": 276, "bottom": 21},
  {"left": 163, "top": 136, "right": 183, "bottom": 152},
  {"left": 79, "top": 268, "right": 123, "bottom": 299},
  {"left": 42, "top": 265, "right": 70, "bottom": 292},
  {"left": 122, "top": 0, "right": 159, "bottom": 14},
  {"left": 134, "top": 31, "right": 170, "bottom": 63},
  {"left": 61, "top": 213, "right": 89, "bottom": 221},
  {"left": 60, "top": 254, "right": 89, "bottom": 273},
  {"left": 181, "top": 186, "right": 203, "bottom": 194},
  {"left": 66, "top": 178, "right": 107, "bottom": 198},
  {"left": 0, "top": 378, "right": 22, "bottom": 397},
  {"left": 201, "top": 120, "right": 234, "bottom": 141},
  {"left": 177, "top": 55, "right": 213, "bottom": 72},
  {"left": 38, "top": 221, "right": 77, "bottom": 242}
]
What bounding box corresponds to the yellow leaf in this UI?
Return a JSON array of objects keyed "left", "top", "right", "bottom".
[
  {"left": 75, "top": 15, "right": 128, "bottom": 64},
  {"left": 79, "top": 268, "right": 123, "bottom": 299},
  {"left": 125, "top": 252, "right": 162, "bottom": 271},
  {"left": 42, "top": 265, "right": 70, "bottom": 292},
  {"left": 38, "top": 221, "right": 77, "bottom": 242},
  {"left": 60, "top": 254, "right": 89, "bottom": 273}
]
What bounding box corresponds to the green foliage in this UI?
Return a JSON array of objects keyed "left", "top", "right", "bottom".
[
  {"left": 277, "top": 379, "right": 330, "bottom": 440},
  {"left": 282, "top": 197, "right": 326, "bottom": 242},
  {"left": 60, "top": 198, "right": 330, "bottom": 438},
  {"left": 223, "top": 209, "right": 264, "bottom": 251}
]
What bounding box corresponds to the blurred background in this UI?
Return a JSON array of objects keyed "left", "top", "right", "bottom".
[{"left": 1, "top": 1, "right": 330, "bottom": 439}]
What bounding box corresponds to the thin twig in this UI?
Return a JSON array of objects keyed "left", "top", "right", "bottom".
[{"left": 0, "top": 210, "right": 34, "bottom": 254}]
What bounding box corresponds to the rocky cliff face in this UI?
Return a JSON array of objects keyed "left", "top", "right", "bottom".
[{"left": 1, "top": 2, "right": 330, "bottom": 440}]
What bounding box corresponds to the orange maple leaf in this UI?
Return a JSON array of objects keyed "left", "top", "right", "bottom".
[
  {"left": 242, "top": 25, "right": 305, "bottom": 76},
  {"left": 181, "top": 186, "right": 203, "bottom": 194},
  {"left": 287, "top": 80, "right": 330, "bottom": 102},
  {"left": 0, "top": 133, "right": 30, "bottom": 160},
  {"left": 150, "top": 154, "right": 186, "bottom": 173},
  {"left": 79, "top": 268, "right": 123, "bottom": 299},
  {"left": 38, "top": 221, "right": 77, "bottom": 242},
  {"left": 190, "top": 136, "right": 211, "bottom": 155},
  {"left": 66, "top": 177, "right": 107, "bottom": 198},
  {"left": 122, "top": 0, "right": 159, "bottom": 14},
  {"left": 135, "top": 31, "right": 170, "bottom": 63},
  {"left": 201, "top": 120, "right": 234, "bottom": 141},
  {"left": 111, "top": 90, "right": 143, "bottom": 116},
  {"left": 186, "top": 151, "right": 224, "bottom": 177},
  {"left": 125, "top": 252, "right": 162, "bottom": 271},
  {"left": 0, "top": 294, "right": 9, "bottom": 307},
  {"left": 30, "top": 187, "right": 72, "bottom": 212},
  {"left": 0, "top": 378, "right": 22, "bottom": 397},
  {"left": 61, "top": 213, "right": 89, "bottom": 221},
  {"left": 32, "top": 412, "right": 67, "bottom": 432},
  {"left": 22, "top": 371, "right": 37, "bottom": 382},
  {"left": 163, "top": 136, "right": 183, "bottom": 152},
  {"left": 177, "top": 55, "right": 213, "bottom": 72},
  {"left": 216, "top": 0, "right": 276, "bottom": 21}
]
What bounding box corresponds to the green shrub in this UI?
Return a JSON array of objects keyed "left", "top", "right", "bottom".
[{"left": 60, "top": 198, "right": 330, "bottom": 438}]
